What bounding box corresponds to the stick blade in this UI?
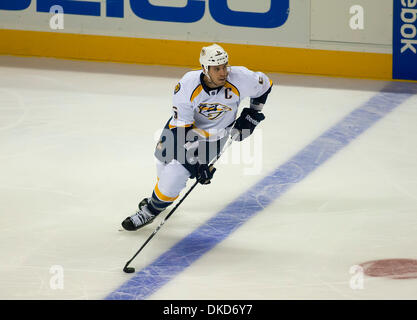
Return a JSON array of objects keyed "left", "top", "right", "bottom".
[{"left": 123, "top": 266, "right": 135, "bottom": 273}]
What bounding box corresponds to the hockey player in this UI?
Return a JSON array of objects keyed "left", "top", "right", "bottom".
[{"left": 121, "top": 44, "right": 273, "bottom": 231}]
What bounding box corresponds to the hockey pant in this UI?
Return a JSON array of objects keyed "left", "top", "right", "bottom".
[{"left": 149, "top": 137, "right": 228, "bottom": 214}]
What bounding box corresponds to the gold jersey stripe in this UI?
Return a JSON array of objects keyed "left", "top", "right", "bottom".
[
  {"left": 190, "top": 84, "right": 203, "bottom": 102},
  {"left": 192, "top": 125, "right": 211, "bottom": 138},
  {"left": 168, "top": 124, "right": 211, "bottom": 138},
  {"left": 224, "top": 81, "right": 240, "bottom": 97},
  {"left": 168, "top": 123, "right": 194, "bottom": 129}
]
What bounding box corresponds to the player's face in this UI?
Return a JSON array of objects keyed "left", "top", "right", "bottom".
[{"left": 207, "top": 64, "right": 228, "bottom": 87}]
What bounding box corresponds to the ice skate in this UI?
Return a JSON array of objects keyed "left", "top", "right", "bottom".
[{"left": 121, "top": 198, "right": 156, "bottom": 231}]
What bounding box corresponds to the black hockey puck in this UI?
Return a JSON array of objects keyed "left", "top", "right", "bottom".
[{"left": 123, "top": 266, "right": 135, "bottom": 273}]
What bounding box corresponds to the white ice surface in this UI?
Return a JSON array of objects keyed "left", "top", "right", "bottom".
[{"left": 0, "top": 56, "right": 416, "bottom": 300}]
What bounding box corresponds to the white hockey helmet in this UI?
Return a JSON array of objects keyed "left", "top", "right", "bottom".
[{"left": 199, "top": 44, "right": 229, "bottom": 75}]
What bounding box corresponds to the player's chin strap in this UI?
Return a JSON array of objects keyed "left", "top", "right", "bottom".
[
  {"left": 122, "top": 131, "right": 240, "bottom": 273},
  {"left": 202, "top": 66, "right": 212, "bottom": 83}
]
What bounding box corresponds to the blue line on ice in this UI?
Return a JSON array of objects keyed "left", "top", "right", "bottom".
[{"left": 106, "top": 82, "right": 416, "bottom": 300}]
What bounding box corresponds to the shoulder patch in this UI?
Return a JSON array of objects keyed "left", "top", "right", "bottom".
[
  {"left": 174, "top": 82, "right": 181, "bottom": 95},
  {"left": 258, "top": 76, "right": 264, "bottom": 85}
]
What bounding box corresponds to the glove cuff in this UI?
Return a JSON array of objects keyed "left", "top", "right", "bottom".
[{"left": 250, "top": 98, "right": 264, "bottom": 111}]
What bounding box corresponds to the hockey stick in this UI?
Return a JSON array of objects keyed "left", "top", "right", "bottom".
[{"left": 123, "top": 132, "right": 239, "bottom": 273}]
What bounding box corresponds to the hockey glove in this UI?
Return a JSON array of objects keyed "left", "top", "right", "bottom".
[
  {"left": 196, "top": 163, "right": 216, "bottom": 185},
  {"left": 232, "top": 108, "right": 265, "bottom": 141}
]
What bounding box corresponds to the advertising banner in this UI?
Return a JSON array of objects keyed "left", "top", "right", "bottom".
[
  {"left": 393, "top": 0, "right": 417, "bottom": 80},
  {"left": 0, "top": 0, "right": 310, "bottom": 47}
]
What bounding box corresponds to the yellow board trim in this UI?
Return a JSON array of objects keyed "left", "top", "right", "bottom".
[{"left": 0, "top": 29, "right": 393, "bottom": 80}]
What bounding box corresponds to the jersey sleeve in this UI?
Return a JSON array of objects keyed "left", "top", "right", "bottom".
[
  {"left": 235, "top": 66, "right": 273, "bottom": 100},
  {"left": 170, "top": 80, "right": 195, "bottom": 128}
]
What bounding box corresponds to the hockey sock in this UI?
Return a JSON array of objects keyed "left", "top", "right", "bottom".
[{"left": 148, "top": 191, "right": 174, "bottom": 215}]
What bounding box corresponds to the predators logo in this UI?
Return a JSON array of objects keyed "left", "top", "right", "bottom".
[{"left": 198, "top": 103, "right": 232, "bottom": 120}]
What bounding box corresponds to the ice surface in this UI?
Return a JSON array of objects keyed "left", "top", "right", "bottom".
[{"left": 0, "top": 56, "right": 416, "bottom": 300}]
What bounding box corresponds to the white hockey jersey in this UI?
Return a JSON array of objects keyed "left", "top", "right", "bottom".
[{"left": 168, "top": 66, "right": 272, "bottom": 141}]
